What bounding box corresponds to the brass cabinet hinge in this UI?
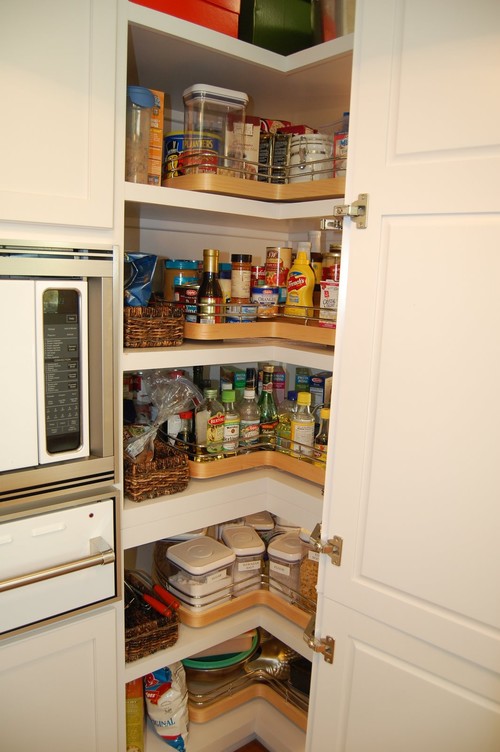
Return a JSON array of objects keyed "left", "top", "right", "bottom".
[
  {"left": 303, "top": 615, "right": 335, "bottom": 664},
  {"left": 321, "top": 192, "right": 369, "bottom": 229},
  {"left": 309, "top": 523, "right": 343, "bottom": 567}
]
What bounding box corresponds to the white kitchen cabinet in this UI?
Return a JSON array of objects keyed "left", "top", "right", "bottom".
[
  {"left": 116, "top": 1, "right": 500, "bottom": 751},
  {"left": 0, "top": 607, "right": 118, "bottom": 752},
  {"left": 0, "top": 0, "right": 116, "bottom": 230}
]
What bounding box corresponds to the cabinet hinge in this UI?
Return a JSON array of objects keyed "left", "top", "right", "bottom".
[
  {"left": 321, "top": 192, "right": 369, "bottom": 229},
  {"left": 303, "top": 615, "right": 335, "bottom": 664},
  {"left": 309, "top": 523, "right": 343, "bottom": 567}
]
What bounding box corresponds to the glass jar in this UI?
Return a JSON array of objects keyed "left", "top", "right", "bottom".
[
  {"left": 230, "top": 253, "right": 252, "bottom": 303},
  {"left": 125, "top": 86, "right": 155, "bottom": 184}
]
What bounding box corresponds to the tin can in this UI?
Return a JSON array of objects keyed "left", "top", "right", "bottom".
[
  {"left": 251, "top": 265, "right": 266, "bottom": 287},
  {"left": 176, "top": 284, "right": 200, "bottom": 323},
  {"left": 265, "top": 246, "right": 292, "bottom": 288},
  {"left": 163, "top": 132, "right": 184, "bottom": 181},
  {"left": 251, "top": 286, "right": 279, "bottom": 318},
  {"left": 180, "top": 133, "right": 222, "bottom": 175},
  {"left": 225, "top": 303, "right": 258, "bottom": 323}
]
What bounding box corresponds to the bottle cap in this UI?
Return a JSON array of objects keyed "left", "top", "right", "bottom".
[
  {"left": 297, "top": 392, "right": 311, "bottom": 405},
  {"left": 204, "top": 388, "right": 218, "bottom": 399},
  {"left": 231, "top": 254, "right": 252, "bottom": 263},
  {"left": 287, "top": 390, "right": 298, "bottom": 401},
  {"left": 221, "top": 390, "right": 236, "bottom": 402},
  {"left": 179, "top": 411, "right": 193, "bottom": 419},
  {"left": 243, "top": 388, "right": 255, "bottom": 399},
  {"left": 320, "top": 408, "right": 331, "bottom": 419}
]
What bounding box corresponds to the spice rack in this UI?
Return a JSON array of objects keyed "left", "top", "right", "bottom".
[{"left": 187, "top": 450, "right": 324, "bottom": 486}]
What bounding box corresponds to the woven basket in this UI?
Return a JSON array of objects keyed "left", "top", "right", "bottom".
[
  {"left": 124, "top": 302, "right": 184, "bottom": 348},
  {"left": 124, "top": 437, "right": 190, "bottom": 502},
  {"left": 125, "top": 573, "right": 179, "bottom": 662}
]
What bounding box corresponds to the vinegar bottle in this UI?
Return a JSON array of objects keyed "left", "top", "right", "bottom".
[
  {"left": 197, "top": 248, "right": 223, "bottom": 323},
  {"left": 221, "top": 389, "right": 240, "bottom": 454},
  {"left": 290, "top": 391, "right": 315, "bottom": 457},
  {"left": 239, "top": 386, "right": 260, "bottom": 448},
  {"left": 284, "top": 250, "right": 315, "bottom": 317},
  {"left": 313, "top": 407, "right": 330, "bottom": 465},
  {"left": 276, "top": 390, "right": 297, "bottom": 454}
]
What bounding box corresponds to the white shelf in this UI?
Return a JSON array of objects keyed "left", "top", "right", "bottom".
[
  {"left": 122, "top": 338, "right": 334, "bottom": 373},
  {"left": 122, "top": 470, "right": 323, "bottom": 549}
]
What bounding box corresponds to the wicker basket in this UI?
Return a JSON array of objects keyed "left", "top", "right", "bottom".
[
  {"left": 124, "top": 302, "right": 184, "bottom": 348},
  {"left": 125, "top": 573, "right": 179, "bottom": 662},
  {"left": 124, "top": 437, "right": 190, "bottom": 502}
]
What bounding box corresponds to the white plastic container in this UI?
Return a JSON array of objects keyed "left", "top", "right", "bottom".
[
  {"left": 267, "top": 530, "right": 304, "bottom": 601},
  {"left": 182, "top": 84, "right": 248, "bottom": 175},
  {"left": 222, "top": 525, "right": 265, "bottom": 593},
  {"left": 166, "top": 536, "right": 235, "bottom": 609},
  {"left": 244, "top": 511, "right": 275, "bottom": 544}
]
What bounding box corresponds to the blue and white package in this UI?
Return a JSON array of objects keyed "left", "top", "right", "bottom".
[
  {"left": 124, "top": 252, "right": 157, "bottom": 306},
  {"left": 144, "top": 663, "right": 189, "bottom": 750}
]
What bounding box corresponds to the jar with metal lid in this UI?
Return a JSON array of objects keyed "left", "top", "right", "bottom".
[
  {"left": 230, "top": 253, "right": 252, "bottom": 303},
  {"left": 164, "top": 259, "right": 199, "bottom": 300}
]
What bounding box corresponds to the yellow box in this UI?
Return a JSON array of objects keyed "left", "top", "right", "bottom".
[{"left": 148, "top": 89, "right": 164, "bottom": 186}]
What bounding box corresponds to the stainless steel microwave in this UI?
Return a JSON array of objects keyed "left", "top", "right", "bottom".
[{"left": 0, "top": 242, "right": 116, "bottom": 506}]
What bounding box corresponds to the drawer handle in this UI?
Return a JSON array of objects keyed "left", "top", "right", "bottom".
[{"left": 0, "top": 536, "right": 115, "bottom": 592}]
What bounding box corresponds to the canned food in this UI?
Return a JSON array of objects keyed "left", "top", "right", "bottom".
[
  {"left": 251, "top": 286, "right": 279, "bottom": 318},
  {"left": 163, "top": 132, "right": 184, "bottom": 181},
  {"left": 225, "top": 303, "right": 258, "bottom": 323},
  {"left": 180, "top": 133, "right": 222, "bottom": 175},
  {"left": 265, "top": 246, "right": 292, "bottom": 288},
  {"left": 251, "top": 265, "right": 266, "bottom": 287}
]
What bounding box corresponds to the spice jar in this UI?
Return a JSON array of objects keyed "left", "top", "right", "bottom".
[{"left": 230, "top": 254, "right": 252, "bottom": 302}]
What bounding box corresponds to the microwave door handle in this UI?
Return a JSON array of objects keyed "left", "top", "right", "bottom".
[{"left": 0, "top": 537, "right": 115, "bottom": 593}]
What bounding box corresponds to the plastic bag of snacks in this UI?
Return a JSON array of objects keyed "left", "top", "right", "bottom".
[{"left": 144, "top": 663, "right": 189, "bottom": 750}]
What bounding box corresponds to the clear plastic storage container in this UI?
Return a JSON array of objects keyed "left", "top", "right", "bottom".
[
  {"left": 299, "top": 528, "right": 320, "bottom": 607},
  {"left": 166, "top": 536, "right": 235, "bottom": 610},
  {"left": 267, "top": 530, "right": 304, "bottom": 601},
  {"left": 182, "top": 84, "right": 248, "bottom": 175},
  {"left": 244, "top": 511, "right": 275, "bottom": 544},
  {"left": 125, "top": 86, "right": 155, "bottom": 183},
  {"left": 222, "top": 525, "right": 265, "bottom": 593}
]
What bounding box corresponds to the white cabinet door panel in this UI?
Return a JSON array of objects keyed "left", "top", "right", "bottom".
[
  {"left": 0, "top": 609, "right": 118, "bottom": 751},
  {"left": 0, "top": 0, "right": 116, "bottom": 228},
  {"left": 310, "top": 0, "right": 500, "bottom": 747}
]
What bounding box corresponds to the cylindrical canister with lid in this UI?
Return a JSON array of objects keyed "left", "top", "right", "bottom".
[
  {"left": 222, "top": 525, "right": 265, "bottom": 593},
  {"left": 267, "top": 530, "right": 304, "bottom": 601},
  {"left": 125, "top": 86, "right": 155, "bottom": 184},
  {"left": 230, "top": 254, "right": 252, "bottom": 302}
]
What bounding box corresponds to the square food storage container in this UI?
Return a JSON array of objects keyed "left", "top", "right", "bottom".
[
  {"left": 182, "top": 84, "right": 248, "bottom": 175},
  {"left": 267, "top": 530, "right": 304, "bottom": 601},
  {"left": 244, "top": 511, "right": 275, "bottom": 543},
  {"left": 166, "top": 535, "right": 235, "bottom": 609},
  {"left": 222, "top": 525, "right": 265, "bottom": 593}
]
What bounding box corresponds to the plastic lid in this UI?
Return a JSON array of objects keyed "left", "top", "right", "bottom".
[
  {"left": 287, "top": 390, "right": 298, "bottom": 401},
  {"left": 231, "top": 254, "right": 252, "bottom": 263},
  {"left": 268, "top": 531, "right": 303, "bottom": 561},
  {"left": 162, "top": 528, "right": 208, "bottom": 541},
  {"left": 297, "top": 392, "right": 312, "bottom": 405},
  {"left": 243, "top": 388, "right": 256, "bottom": 399},
  {"left": 167, "top": 536, "right": 235, "bottom": 574},
  {"left": 295, "top": 251, "right": 309, "bottom": 264},
  {"left": 204, "top": 388, "right": 219, "bottom": 399},
  {"left": 221, "top": 389, "right": 236, "bottom": 402},
  {"left": 219, "top": 263, "right": 232, "bottom": 271},
  {"left": 244, "top": 511, "right": 275, "bottom": 531},
  {"left": 165, "top": 259, "right": 198, "bottom": 269},
  {"left": 320, "top": 408, "right": 331, "bottom": 419},
  {"left": 183, "top": 83, "right": 249, "bottom": 107},
  {"left": 222, "top": 525, "right": 265, "bottom": 556},
  {"left": 127, "top": 85, "right": 155, "bottom": 108},
  {"left": 179, "top": 411, "right": 193, "bottom": 419},
  {"left": 174, "top": 275, "right": 198, "bottom": 285}
]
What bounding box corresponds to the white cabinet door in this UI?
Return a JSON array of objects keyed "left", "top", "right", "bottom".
[
  {"left": 0, "top": 0, "right": 116, "bottom": 228},
  {"left": 0, "top": 608, "right": 118, "bottom": 752},
  {"left": 309, "top": 0, "right": 500, "bottom": 748}
]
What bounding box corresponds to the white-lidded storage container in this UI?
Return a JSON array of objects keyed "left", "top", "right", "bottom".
[
  {"left": 182, "top": 84, "right": 248, "bottom": 175},
  {"left": 215, "top": 517, "right": 245, "bottom": 540},
  {"left": 222, "top": 525, "right": 265, "bottom": 593},
  {"left": 267, "top": 530, "right": 304, "bottom": 601},
  {"left": 244, "top": 511, "right": 275, "bottom": 543},
  {"left": 167, "top": 536, "right": 235, "bottom": 610}
]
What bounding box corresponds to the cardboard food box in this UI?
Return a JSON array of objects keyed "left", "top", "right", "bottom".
[
  {"left": 148, "top": 89, "right": 164, "bottom": 186},
  {"left": 238, "top": 0, "right": 314, "bottom": 56},
  {"left": 131, "top": 0, "right": 241, "bottom": 38}
]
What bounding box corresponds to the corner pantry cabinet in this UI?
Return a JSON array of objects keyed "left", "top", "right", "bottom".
[{"left": 116, "top": 2, "right": 500, "bottom": 752}]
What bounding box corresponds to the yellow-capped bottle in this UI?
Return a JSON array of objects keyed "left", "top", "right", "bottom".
[{"left": 284, "top": 250, "right": 315, "bottom": 317}]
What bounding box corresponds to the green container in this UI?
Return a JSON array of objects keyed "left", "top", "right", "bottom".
[{"left": 239, "top": 0, "right": 314, "bottom": 56}]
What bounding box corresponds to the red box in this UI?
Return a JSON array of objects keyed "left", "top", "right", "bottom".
[{"left": 131, "top": 0, "right": 241, "bottom": 38}]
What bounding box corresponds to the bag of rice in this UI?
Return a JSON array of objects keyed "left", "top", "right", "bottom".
[{"left": 144, "top": 663, "right": 189, "bottom": 750}]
